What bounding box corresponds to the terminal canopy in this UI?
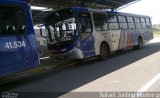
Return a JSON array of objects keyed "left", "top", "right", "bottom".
[{"left": 28, "top": 0, "right": 139, "bottom": 24}]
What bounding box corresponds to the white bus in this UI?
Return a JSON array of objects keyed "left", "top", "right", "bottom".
[{"left": 44, "top": 7, "right": 153, "bottom": 60}]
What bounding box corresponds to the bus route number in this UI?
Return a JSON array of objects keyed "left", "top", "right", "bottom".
[{"left": 5, "top": 41, "right": 26, "bottom": 49}]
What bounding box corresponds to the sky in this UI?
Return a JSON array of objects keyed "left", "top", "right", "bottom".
[{"left": 119, "top": 0, "right": 160, "bottom": 24}]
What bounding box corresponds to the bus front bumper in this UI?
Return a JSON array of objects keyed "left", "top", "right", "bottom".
[{"left": 50, "top": 48, "right": 83, "bottom": 60}]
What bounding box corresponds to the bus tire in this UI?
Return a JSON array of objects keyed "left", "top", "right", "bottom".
[
  {"left": 133, "top": 37, "right": 143, "bottom": 49},
  {"left": 99, "top": 43, "right": 109, "bottom": 60}
]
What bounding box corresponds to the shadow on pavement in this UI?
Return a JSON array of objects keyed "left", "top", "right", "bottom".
[{"left": 0, "top": 42, "right": 160, "bottom": 97}]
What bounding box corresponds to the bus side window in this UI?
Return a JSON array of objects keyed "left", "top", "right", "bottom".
[
  {"left": 127, "top": 16, "right": 135, "bottom": 29},
  {"left": 93, "top": 13, "right": 108, "bottom": 31},
  {"left": 78, "top": 13, "right": 92, "bottom": 40},
  {"left": 140, "top": 18, "right": 146, "bottom": 28},
  {"left": 118, "top": 15, "right": 128, "bottom": 29},
  {"left": 107, "top": 15, "right": 119, "bottom": 30},
  {"left": 146, "top": 18, "right": 151, "bottom": 27},
  {"left": 134, "top": 17, "right": 141, "bottom": 29},
  {"left": 80, "top": 18, "right": 91, "bottom": 33}
]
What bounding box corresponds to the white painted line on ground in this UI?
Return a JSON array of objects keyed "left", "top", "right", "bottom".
[
  {"left": 138, "top": 73, "right": 160, "bottom": 92},
  {"left": 40, "top": 56, "right": 49, "bottom": 60}
]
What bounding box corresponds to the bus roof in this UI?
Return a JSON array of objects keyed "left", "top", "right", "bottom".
[
  {"left": 50, "top": 7, "right": 151, "bottom": 18},
  {"left": 88, "top": 7, "right": 151, "bottom": 18},
  {"left": 30, "top": 0, "right": 140, "bottom": 24},
  {"left": 70, "top": 7, "right": 150, "bottom": 18},
  {"left": 106, "top": 11, "right": 151, "bottom": 18},
  {"left": 29, "top": 0, "right": 139, "bottom": 10}
]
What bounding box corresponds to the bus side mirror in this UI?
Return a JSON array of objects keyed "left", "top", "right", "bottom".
[{"left": 40, "top": 28, "right": 47, "bottom": 38}]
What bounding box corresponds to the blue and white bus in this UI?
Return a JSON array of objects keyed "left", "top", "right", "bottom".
[
  {"left": 0, "top": 0, "right": 39, "bottom": 78},
  {"left": 44, "top": 7, "right": 153, "bottom": 60}
]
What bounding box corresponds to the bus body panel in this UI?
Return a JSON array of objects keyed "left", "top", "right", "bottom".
[
  {"left": 108, "top": 30, "right": 121, "bottom": 51},
  {"left": 94, "top": 28, "right": 153, "bottom": 53},
  {"left": 116, "top": 28, "right": 153, "bottom": 50},
  {"left": 79, "top": 35, "right": 96, "bottom": 58},
  {"left": 0, "top": 0, "right": 39, "bottom": 77}
]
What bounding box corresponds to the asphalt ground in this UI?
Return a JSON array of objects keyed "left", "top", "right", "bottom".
[{"left": 0, "top": 37, "right": 160, "bottom": 98}]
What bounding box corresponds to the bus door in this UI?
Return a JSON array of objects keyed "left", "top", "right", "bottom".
[{"left": 78, "top": 13, "right": 95, "bottom": 58}]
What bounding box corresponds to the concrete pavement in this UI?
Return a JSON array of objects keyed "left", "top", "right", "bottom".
[{"left": 1, "top": 37, "right": 160, "bottom": 98}]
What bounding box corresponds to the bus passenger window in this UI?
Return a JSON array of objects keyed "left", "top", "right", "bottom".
[
  {"left": 146, "top": 18, "right": 151, "bottom": 27},
  {"left": 119, "top": 23, "right": 128, "bottom": 29},
  {"left": 78, "top": 13, "right": 92, "bottom": 40},
  {"left": 134, "top": 17, "right": 141, "bottom": 28},
  {"left": 140, "top": 18, "right": 146, "bottom": 28},
  {"left": 107, "top": 15, "right": 119, "bottom": 30},
  {"left": 0, "top": 5, "right": 25, "bottom": 36},
  {"left": 118, "top": 16, "right": 128, "bottom": 29},
  {"left": 108, "top": 23, "right": 119, "bottom": 30},
  {"left": 79, "top": 18, "right": 91, "bottom": 33},
  {"left": 127, "top": 17, "right": 135, "bottom": 29},
  {"left": 93, "top": 13, "right": 108, "bottom": 31},
  {"left": 107, "top": 15, "right": 117, "bottom": 22}
]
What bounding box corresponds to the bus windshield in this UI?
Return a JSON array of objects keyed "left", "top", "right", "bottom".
[
  {"left": 46, "top": 18, "right": 77, "bottom": 43},
  {"left": 0, "top": 5, "right": 25, "bottom": 36},
  {"left": 45, "top": 9, "right": 79, "bottom": 43}
]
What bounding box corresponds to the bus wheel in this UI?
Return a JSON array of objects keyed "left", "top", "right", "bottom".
[
  {"left": 99, "top": 43, "right": 109, "bottom": 60},
  {"left": 133, "top": 37, "right": 143, "bottom": 49}
]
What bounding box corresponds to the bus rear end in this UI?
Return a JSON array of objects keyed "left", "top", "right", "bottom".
[{"left": 0, "top": 0, "right": 39, "bottom": 78}]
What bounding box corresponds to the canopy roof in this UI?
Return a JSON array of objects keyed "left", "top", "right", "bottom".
[{"left": 27, "top": 0, "right": 140, "bottom": 24}]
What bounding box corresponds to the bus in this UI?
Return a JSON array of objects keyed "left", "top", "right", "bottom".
[
  {"left": 0, "top": 0, "right": 39, "bottom": 78},
  {"left": 44, "top": 7, "right": 153, "bottom": 60}
]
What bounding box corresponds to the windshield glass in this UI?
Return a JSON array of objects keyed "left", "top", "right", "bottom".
[
  {"left": 46, "top": 18, "right": 77, "bottom": 43},
  {"left": 0, "top": 5, "right": 25, "bottom": 36}
]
